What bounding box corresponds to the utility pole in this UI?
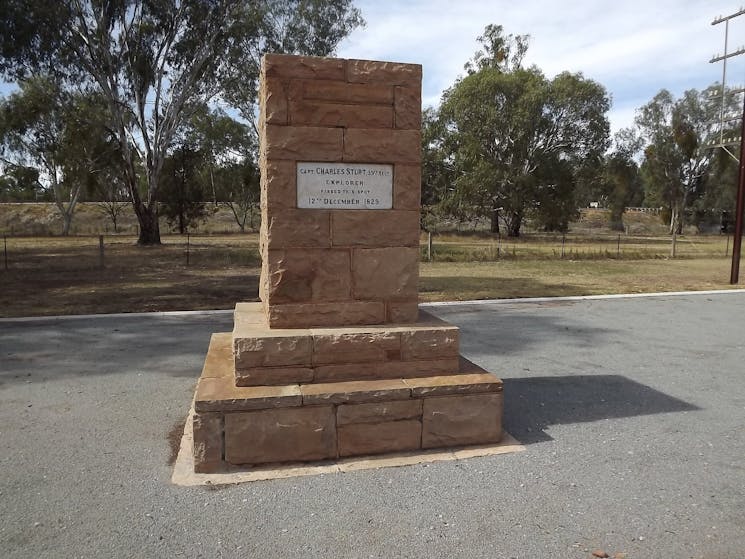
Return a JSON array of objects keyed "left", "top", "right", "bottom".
[{"left": 709, "top": 8, "right": 745, "bottom": 283}]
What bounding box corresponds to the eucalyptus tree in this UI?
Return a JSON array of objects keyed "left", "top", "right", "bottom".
[
  {"left": 0, "top": 1, "right": 363, "bottom": 244},
  {"left": 437, "top": 26, "right": 610, "bottom": 236}
]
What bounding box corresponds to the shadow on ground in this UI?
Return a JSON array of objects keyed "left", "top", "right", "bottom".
[{"left": 503, "top": 374, "right": 700, "bottom": 444}]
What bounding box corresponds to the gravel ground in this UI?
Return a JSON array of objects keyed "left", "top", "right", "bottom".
[{"left": 1, "top": 293, "right": 743, "bottom": 559}]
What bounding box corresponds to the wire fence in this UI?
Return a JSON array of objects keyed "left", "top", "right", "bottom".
[{"left": 0, "top": 231, "right": 737, "bottom": 276}]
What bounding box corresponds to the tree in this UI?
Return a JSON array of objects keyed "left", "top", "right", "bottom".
[
  {"left": 216, "top": 159, "right": 261, "bottom": 232},
  {"left": 0, "top": 165, "right": 44, "bottom": 202},
  {"left": 159, "top": 146, "right": 210, "bottom": 234},
  {"left": 0, "top": 1, "right": 363, "bottom": 244},
  {"left": 601, "top": 128, "right": 643, "bottom": 231},
  {"left": 0, "top": 76, "right": 83, "bottom": 234},
  {"left": 636, "top": 87, "right": 723, "bottom": 235},
  {"left": 437, "top": 27, "right": 610, "bottom": 236}
]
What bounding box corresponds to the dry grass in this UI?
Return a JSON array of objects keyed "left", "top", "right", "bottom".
[{"left": 1, "top": 231, "right": 742, "bottom": 318}]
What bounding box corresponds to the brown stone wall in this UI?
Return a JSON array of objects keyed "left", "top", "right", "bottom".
[{"left": 258, "top": 54, "right": 422, "bottom": 328}]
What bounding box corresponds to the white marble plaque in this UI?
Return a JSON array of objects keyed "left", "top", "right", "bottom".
[{"left": 297, "top": 162, "right": 393, "bottom": 210}]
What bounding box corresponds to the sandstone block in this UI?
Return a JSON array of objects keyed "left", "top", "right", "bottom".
[
  {"left": 338, "top": 419, "right": 422, "bottom": 457},
  {"left": 393, "top": 164, "right": 421, "bottom": 210},
  {"left": 353, "top": 247, "right": 419, "bottom": 300},
  {"left": 224, "top": 406, "right": 336, "bottom": 465},
  {"left": 200, "top": 333, "right": 234, "bottom": 378},
  {"left": 267, "top": 301, "right": 386, "bottom": 328},
  {"left": 394, "top": 86, "right": 421, "bottom": 129},
  {"left": 195, "top": 377, "right": 301, "bottom": 412},
  {"left": 264, "top": 209, "right": 330, "bottom": 248},
  {"left": 264, "top": 53, "right": 346, "bottom": 81},
  {"left": 192, "top": 412, "right": 223, "bottom": 473},
  {"left": 260, "top": 78, "right": 288, "bottom": 125},
  {"left": 313, "top": 357, "right": 460, "bottom": 382},
  {"left": 337, "top": 399, "right": 422, "bottom": 425},
  {"left": 421, "top": 393, "right": 503, "bottom": 449},
  {"left": 311, "top": 330, "right": 400, "bottom": 365},
  {"left": 261, "top": 159, "right": 296, "bottom": 210},
  {"left": 233, "top": 328, "right": 312, "bottom": 368},
  {"left": 401, "top": 327, "right": 459, "bottom": 360},
  {"left": 332, "top": 210, "right": 420, "bottom": 247},
  {"left": 298, "top": 79, "right": 393, "bottom": 105},
  {"left": 265, "top": 248, "right": 351, "bottom": 304},
  {"left": 301, "top": 379, "right": 411, "bottom": 405},
  {"left": 343, "top": 129, "right": 421, "bottom": 163},
  {"left": 289, "top": 101, "right": 393, "bottom": 129},
  {"left": 234, "top": 302, "right": 266, "bottom": 327},
  {"left": 264, "top": 125, "right": 343, "bottom": 161},
  {"left": 235, "top": 365, "right": 314, "bottom": 387},
  {"left": 403, "top": 373, "right": 502, "bottom": 397},
  {"left": 347, "top": 59, "right": 422, "bottom": 86},
  {"left": 387, "top": 301, "right": 420, "bottom": 323}
]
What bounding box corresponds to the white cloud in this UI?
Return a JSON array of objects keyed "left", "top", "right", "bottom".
[{"left": 337, "top": 0, "right": 745, "bottom": 132}]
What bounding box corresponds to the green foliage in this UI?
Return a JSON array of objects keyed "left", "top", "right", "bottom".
[
  {"left": 159, "top": 147, "right": 212, "bottom": 235},
  {"left": 0, "top": 0, "right": 364, "bottom": 244},
  {"left": 435, "top": 26, "right": 610, "bottom": 237}
]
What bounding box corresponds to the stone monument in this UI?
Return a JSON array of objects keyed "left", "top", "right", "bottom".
[{"left": 190, "top": 54, "right": 503, "bottom": 473}]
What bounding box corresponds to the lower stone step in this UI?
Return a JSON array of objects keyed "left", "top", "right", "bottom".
[{"left": 192, "top": 334, "right": 504, "bottom": 473}]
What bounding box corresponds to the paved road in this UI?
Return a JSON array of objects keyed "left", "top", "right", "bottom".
[{"left": 1, "top": 293, "right": 744, "bottom": 559}]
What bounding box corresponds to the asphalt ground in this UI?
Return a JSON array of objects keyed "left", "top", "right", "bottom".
[{"left": 1, "top": 292, "right": 743, "bottom": 559}]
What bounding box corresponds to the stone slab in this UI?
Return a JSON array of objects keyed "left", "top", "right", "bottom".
[
  {"left": 337, "top": 399, "right": 422, "bottom": 425},
  {"left": 338, "top": 419, "right": 422, "bottom": 457},
  {"left": 192, "top": 412, "right": 223, "bottom": 473},
  {"left": 264, "top": 53, "right": 346, "bottom": 81},
  {"left": 402, "top": 373, "right": 503, "bottom": 397},
  {"left": 346, "top": 59, "right": 422, "bottom": 86},
  {"left": 195, "top": 377, "right": 301, "bottom": 412},
  {"left": 232, "top": 324, "right": 313, "bottom": 369},
  {"left": 266, "top": 301, "right": 386, "bottom": 329},
  {"left": 301, "top": 379, "right": 411, "bottom": 405},
  {"left": 421, "top": 393, "right": 503, "bottom": 449},
  {"left": 235, "top": 365, "right": 314, "bottom": 387},
  {"left": 172, "top": 407, "right": 524, "bottom": 485},
  {"left": 297, "top": 79, "right": 393, "bottom": 105},
  {"left": 312, "top": 357, "right": 460, "bottom": 383},
  {"left": 224, "top": 406, "right": 337, "bottom": 465}
]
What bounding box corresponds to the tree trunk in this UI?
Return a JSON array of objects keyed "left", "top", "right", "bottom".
[
  {"left": 136, "top": 205, "right": 161, "bottom": 245},
  {"left": 507, "top": 211, "right": 522, "bottom": 237},
  {"left": 490, "top": 206, "right": 500, "bottom": 234},
  {"left": 61, "top": 211, "right": 73, "bottom": 236}
]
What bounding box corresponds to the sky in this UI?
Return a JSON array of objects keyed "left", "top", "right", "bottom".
[{"left": 335, "top": 0, "right": 745, "bottom": 135}]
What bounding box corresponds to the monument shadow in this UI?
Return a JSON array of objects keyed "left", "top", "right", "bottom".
[{"left": 502, "top": 374, "right": 700, "bottom": 444}]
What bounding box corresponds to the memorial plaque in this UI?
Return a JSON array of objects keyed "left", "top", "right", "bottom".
[{"left": 297, "top": 162, "right": 393, "bottom": 210}]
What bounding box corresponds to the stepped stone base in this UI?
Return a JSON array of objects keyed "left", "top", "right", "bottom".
[
  {"left": 192, "top": 332, "right": 504, "bottom": 473},
  {"left": 232, "top": 302, "right": 462, "bottom": 385}
]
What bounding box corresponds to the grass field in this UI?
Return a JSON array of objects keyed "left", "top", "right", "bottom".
[{"left": 1, "top": 229, "right": 742, "bottom": 318}]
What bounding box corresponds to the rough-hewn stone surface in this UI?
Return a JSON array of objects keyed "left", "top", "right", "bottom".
[
  {"left": 394, "top": 86, "right": 421, "bottom": 130},
  {"left": 267, "top": 301, "right": 386, "bottom": 329},
  {"left": 332, "top": 211, "right": 420, "bottom": 247},
  {"left": 224, "top": 406, "right": 337, "bottom": 464},
  {"left": 261, "top": 159, "right": 296, "bottom": 210},
  {"left": 260, "top": 78, "right": 288, "bottom": 125},
  {"left": 393, "top": 165, "right": 421, "bottom": 210},
  {"left": 192, "top": 412, "right": 223, "bottom": 473},
  {"left": 337, "top": 399, "right": 422, "bottom": 425},
  {"left": 312, "top": 357, "right": 460, "bottom": 383},
  {"left": 421, "top": 393, "right": 503, "bottom": 449},
  {"left": 342, "top": 129, "right": 421, "bottom": 163},
  {"left": 265, "top": 249, "right": 351, "bottom": 304},
  {"left": 289, "top": 101, "right": 393, "bottom": 129},
  {"left": 264, "top": 54, "right": 346, "bottom": 81},
  {"left": 403, "top": 373, "right": 503, "bottom": 397},
  {"left": 298, "top": 79, "right": 393, "bottom": 105},
  {"left": 264, "top": 125, "right": 343, "bottom": 161},
  {"left": 234, "top": 365, "right": 314, "bottom": 387},
  {"left": 232, "top": 327, "right": 312, "bottom": 368},
  {"left": 195, "top": 377, "right": 301, "bottom": 412},
  {"left": 401, "top": 327, "right": 460, "bottom": 360},
  {"left": 352, "top": 247, "right": 419, "bottom": 300},
  {"left": 386, "top": 301, "right": 420, "bottom": 324},
  {"left": 312, "top": 331, "right": 400, "bottom": 365},
  {"left": 338, "top": 419, "right": 422, "bottom": 457},
  {"left": 263, "top": 209, "right": 330, "bottom": 248},
  {"left": 301, "top": 379, "right": 411, "bottom": 405},
  {"left": 346, "top": 59, "right": 422, "bottom": 86}
]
